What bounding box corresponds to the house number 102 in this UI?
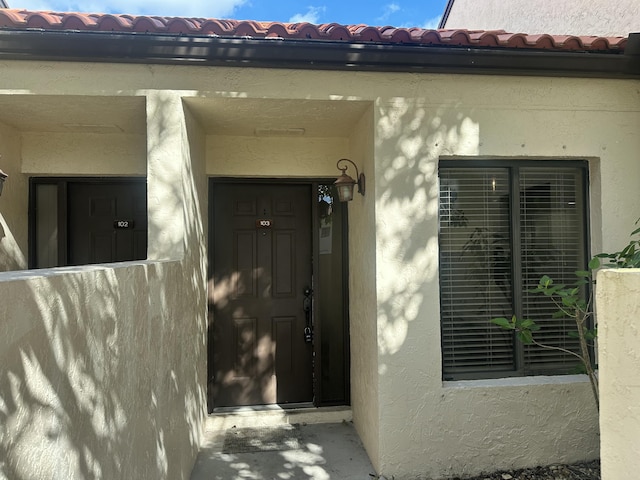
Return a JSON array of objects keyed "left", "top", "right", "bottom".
[{"left": 114, "top": 220, "right": 135, "bottom": 229}]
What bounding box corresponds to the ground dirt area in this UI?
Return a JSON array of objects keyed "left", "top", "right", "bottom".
[{"left": 450, "top": 460, "right": 600, "bottom": 480}]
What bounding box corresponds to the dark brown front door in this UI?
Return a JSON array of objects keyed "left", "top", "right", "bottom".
[
  {"left": 209, "top": 183, "right": 313, "bottom": 408},
  {"left": 68, "top": 182, "right": 147, "bottom": 266}
]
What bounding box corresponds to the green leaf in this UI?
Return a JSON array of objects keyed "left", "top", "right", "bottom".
[
  {"left": 491, "top": 317, "right": 513, "bottom": 329},
  {"left": 539, "top": 275, "right": 553, "bottom": 286},
  {"left": 567, "top": 331, "right": 580, "bottom": 338},
  {"left": 588, "top": 257, "right": 600, "bottom": 270},
  {"left": 571, "top": 363, "right": 588, "bottom": 375},
  {"left": 518, "top": 330, "right": 534, "bottom": 345},
  {"left": 575, "top": 270, "right": 591, "bottom": 277},
  {"left": 519, "top": 319, "right": 537, "bottom": 329},
  {"left": 552, "top": 310, "right": 568, "bottom": 319},
  {"left": 584, "top": 328, "right": 598, "bottom": 341},
  {"left": 543, "top": 285, "right": 565, "bottom": 296}
]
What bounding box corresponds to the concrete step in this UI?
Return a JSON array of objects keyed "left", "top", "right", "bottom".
[{"left": 205, "top": 405, "right": 352, "bottom": 432}]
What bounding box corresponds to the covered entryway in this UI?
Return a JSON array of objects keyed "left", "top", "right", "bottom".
[{"left": 208, "top": 180, "right": 350, "bottom": 410}]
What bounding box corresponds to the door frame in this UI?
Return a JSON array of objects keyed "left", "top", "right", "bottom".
[
  {"left": 28, "top": 176, "right": 147, "bottom": 269},
  {"left": 208, "top": 177, "right": 351, "bottom": 410}
]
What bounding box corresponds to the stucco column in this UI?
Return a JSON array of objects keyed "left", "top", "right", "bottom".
[
  {"left": 146, "top": 91, "right": 186, "bottom": 261},
  {"left": 597, "top": 268, "right": 640, "bottom": 479},
  {"left": 0, "top": 121, "right": 28, "bottom": 271}
]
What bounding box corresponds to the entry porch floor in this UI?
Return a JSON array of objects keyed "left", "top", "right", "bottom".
[{"left": 189, "top": 407, "right": 376, "bottom": 480}]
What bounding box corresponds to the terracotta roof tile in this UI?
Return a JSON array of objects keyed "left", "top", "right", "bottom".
[{"left": 0, "top": 9, "right": 628, "bottom": 53}]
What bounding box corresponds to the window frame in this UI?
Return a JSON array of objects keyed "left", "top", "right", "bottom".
[{"left": 438, "top": 159, "right": 591, "bottom": 381}]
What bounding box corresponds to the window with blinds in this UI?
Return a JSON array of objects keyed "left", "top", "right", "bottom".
[{"left": 438, "top": 161, "right": 588, "bottom": 380}]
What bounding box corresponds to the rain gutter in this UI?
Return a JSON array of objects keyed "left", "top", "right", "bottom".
[{"left": 0, "top": 29, "right": 638, "bottom": 79}]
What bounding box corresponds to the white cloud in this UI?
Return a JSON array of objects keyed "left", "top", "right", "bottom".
[
  {"left": 11, "top": 0, "right": 248, "bottom": 17},
  {"left": 422, "top": 14, "right": 442, "bottom": 30},
  {"left": 378, "top": 3, "right": 400, "bottom": 22},
  {"left": 288, "top": 6, "right": 325, "bottom": 24},
  {"left": 399, "top": 14, "right": 443, "bottom": 30}
]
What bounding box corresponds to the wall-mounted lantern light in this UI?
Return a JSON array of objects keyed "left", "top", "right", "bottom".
[
  {"left": 334, "top": 158, "right": 365, "bottom": 202},
  {"left": 0, "top": 169, "right": 7, "bottom": 197}
]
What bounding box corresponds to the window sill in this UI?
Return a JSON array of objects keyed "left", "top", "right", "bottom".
[{"left": 443, "top": 374, "right": 592, "bottom": 390}]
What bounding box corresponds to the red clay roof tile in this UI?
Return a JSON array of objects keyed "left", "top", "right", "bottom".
[{"left": 0, "top": 9, "right": 628, "bottom": 53}]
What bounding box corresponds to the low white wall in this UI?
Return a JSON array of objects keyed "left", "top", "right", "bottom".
[
  {"left": 597, "top": 268, "right": 640, "bottom": 480},
  {"left": 0, "top": 261, "right": 205, "bottom": 480}
]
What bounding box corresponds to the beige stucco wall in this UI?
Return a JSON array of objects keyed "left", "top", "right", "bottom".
[
  {"left": 207, "top": 135, "right": 349, "bottom": 177},
  {"left": 597, "top": 269, "right": 640, "bottom": 480},
  {"left": 21, "top": 132, "right": 146, "bottom": 176},
  {"left": 0, "top": 261, "right": 203, "bottom": 479},
  {"left": 0, "top": 59, "right": 638, "bottom": 479},
  {"left": 372, "top": 76, "right": 638, "bottom": 478},
  {"left": 0, "top": 121, "right": 28, "bottom": 271},
  {"left": 347, "top": 104, "right": 380, "bottom": 469},
  {"left": 442, "top": 0, "right": 639, "bottom": 37},
  {"left": 0, "top": 86, "right": 208, "bottom": 479}
]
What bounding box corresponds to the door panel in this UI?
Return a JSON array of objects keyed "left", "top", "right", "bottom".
[
  {"left": 210, "top": 183, "right": 313, "bottom": 408},
  {"left": 68, "top": 182, "right": 147, "bottom": 266}
]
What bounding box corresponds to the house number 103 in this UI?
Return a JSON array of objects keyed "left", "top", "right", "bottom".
[{"left": 256, "top": 219, "right": 273, "bottom": 228}]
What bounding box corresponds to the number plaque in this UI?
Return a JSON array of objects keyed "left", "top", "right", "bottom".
[
  {"left": 114, "top": 220, "right": 135, "bottom": 229},
  {"left": 256, "top": 219, "right": 273, "bottom": 229}
]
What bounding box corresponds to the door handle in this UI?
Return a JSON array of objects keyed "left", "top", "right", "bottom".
[{"left": 303, "top": 287, "right": 313, "bottom": 343}]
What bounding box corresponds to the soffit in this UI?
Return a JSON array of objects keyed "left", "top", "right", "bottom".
[
  {"left": 0, "top": 95, "right": 146, "bottom": 133},
  {"left": 184, "top": 97, "right": 371, "bottom": 137}
]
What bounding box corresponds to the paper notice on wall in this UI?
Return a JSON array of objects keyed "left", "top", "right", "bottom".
[{"left": 319, "top": 218, "right": 332, "bottom": 255}]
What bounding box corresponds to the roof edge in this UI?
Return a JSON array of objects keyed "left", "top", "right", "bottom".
[{"left": 0, "top": 30, "right": 638, "bottom": 78}]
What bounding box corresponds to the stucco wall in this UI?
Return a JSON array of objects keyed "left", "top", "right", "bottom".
[
  {"left": 597, "top": 269, "right": 640, "bottom": 480},
  {"left": 0, "top": 121, "right": 28, "bottom": 271},
  {"left": 442, "top": 0, "right": 639, "bottom": 37},
  {"left": 21, "top": 132, "right": 146, "bottom": 176},
  {"left": 0, "top": 87, "right": 208, "bottom": 480},
  {"left": 0, "top": 262, "right": 203, "bottom": 480},
  {"left": 371, "top": 76, "right": 638, "bottom": 478},
  {"left": 207, "top": 135, "right": 349, "bottom": 177},
  {"left": 0, "top": 60, "right": 638, "bottom": 479},
  {"left": 347, "top": 104, "right": 380, "bottom": 469}
]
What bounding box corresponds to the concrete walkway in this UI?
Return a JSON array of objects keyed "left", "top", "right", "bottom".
[{"left": 190, "top": 407, "right": 377, "bottom": 480}]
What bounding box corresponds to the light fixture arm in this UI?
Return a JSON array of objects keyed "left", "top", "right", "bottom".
[{"left": 336, "top": 158, "right": 365, "bottom": 196}]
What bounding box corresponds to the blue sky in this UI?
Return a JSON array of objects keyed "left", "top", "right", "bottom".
[{"left": 10, "top": 0, "right": 448, "bottom": 29}]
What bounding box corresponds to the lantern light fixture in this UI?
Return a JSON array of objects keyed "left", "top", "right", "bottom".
[{"left": 334, "top": 158, "right": 365, "bottom": 202}]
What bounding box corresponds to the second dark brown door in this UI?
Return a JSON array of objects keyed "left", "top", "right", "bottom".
[
  {"left": 209, "top": 183, "right": 313, "bottom": 407},
  {"left": 68, "top": 181, "right": 147, "bottom": 266}
]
